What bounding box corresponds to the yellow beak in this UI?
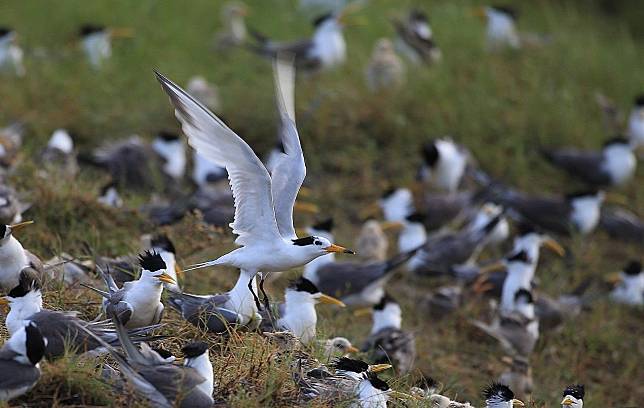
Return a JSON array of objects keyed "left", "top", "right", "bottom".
[
  {"left": 293, "top": 201, "right": 320, "bottom": 214},
  {"left": 317, "top": 293, "right": 346, "bottom": 307},
  {"left": 478, "top": 260, "right": 506, "bottom": 274},
  {"left": 353, "top": 307, "right": 372, "bottom": 317},
  {"left": 542, "top": 238, "right": 566, "bottom": 257},
  {"left": 157, "top": 273, "right": 177, "bottom": 285},
  {"left": 346, "top": 345, "right": 359, "bottom": 353},
  {"left": 561, "top": 397, "right": 573, "bottom": 406},
  {"left": 9, "top": 220, "right": 34, "bottom": 233},
  {"left": 369, "top": 363, "right": 392, "bottom": 373},
  {"left": 511, "top": 399, "right": 525, "bottom": 407},
  {"left": 325, "top": 244, "right": 355, "bottom": 254}
]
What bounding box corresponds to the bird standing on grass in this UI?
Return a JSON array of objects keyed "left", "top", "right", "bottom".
[
  {"left": 79, "top": 25, "right": 111, "bottom": 68},
  {"left": 392, "top": 9, "right": 441, "bottom": 65},
  {"left": 418, "top": 139, "right": 471, "bottom": 192},
  {"left": 478, "top": 6, "right": 521, "bottom": 51},
  {"left": 0, "top": 27, "right": 25, "bottom": 76},
  {"left": 0, "top": 221, "right": 43, "bottom": 292},
  {"left": 214, "top": 2, "right": 248, "bottom": 50},
  {"left": 0, "top": 322, "right": 46, "bottom": 402},
  {"left": 155, "top": 58, "right": 353, "bottom": 310},
  {"left": 627, "top": 94, "right": 644, "bottom": 148},
  {"left": 40, "top": 128, "right": 79, "bottom": 178},
  {"left": 610, "top": 260, "right": 643, "bottom": 306},
  {"left": 365, "top": 38, "right": 405, "bottom": 92}
]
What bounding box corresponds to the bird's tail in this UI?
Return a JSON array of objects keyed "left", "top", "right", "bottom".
[
  {"left": 384, "top": 247, "right": 421, "bottom": 274},
  {"left": 183, "top": 259, "right": 222, "bottom": 272}
]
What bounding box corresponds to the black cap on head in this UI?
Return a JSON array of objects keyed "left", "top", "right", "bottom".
[
  {"left": 623, "top": 260, "right": 642, "bottom": 276},
  {"left": 25, "top": 322, "right": 46, "bottom": 366},
  {"left": 381, "top": 187, "right": 397, "bottom": 199},
  {"left": 99, "top": 180, "right": 118, "bottom": 196},
  {"left": 405, "top": 212, "right": 426, "bottom": 224},
  {"left": 156, "top": 130, "right": 180, "bottom": 142},
  {"left": 506, "top": 250, "right": 531, "bottom": 264},
  {"left": 8, "top": 269, "right": 40, "bottom": 298},
  {"left": 514, "top": 288, "right": 534, "bottom": 304},
  {"left": 565, "top": 190, "right": 600, "bottom": 201},
  {"left": 563, "top": 384, "right": 585, "bottom": 400},
  {"left": 151, "top": 234, "right": 176, "bottom": 254},
  {"left": 138, "top": 250, "right": 166, "bottom": 272},
  {"left": 79, "top": 24, "right": 106, "bottom": 37},
  {"left": 409, "top": 9, "right": 428, "bottom": 22},
  {"left": 483, "top": 382, "right": 515, "bottom": 402},
  {"left": 312, "top": 218, "right": 334, "bottom": 233},
  {"left": 0, "top": 224, "right": 7, "bottom": 237},
  {"left": 516, "top": 222, "right": 540, "bottom": 236},
  {"left": 292, "top": 236, "right": 316, "bottom": 246},
  {"left": 634, "top": 94, "right": 644, "bottom": 107},
  {"left": 374, "top": 293, "right": 397, "bottom": 310},
  {"left": 421, "top": 141, "right": 440, "bottom": 167},
  {"left": 0, "top": 27, "right": 13, "bottom": 38},
  {"left": 331, "top": 357, "right": 369, "bottom": 373},
  {"left": 182, "top": 341, "right": 208, "bottom": 358},
  {"left": 367, "top": 372, "right": 390, "bottom": 391},
  {"left": 313, "top": 13, "right": 333, "bottom": 27},
  {"left": 288, "top": 277, "right": 320, "bottom": 294},
  {"left": 491, "top": 5, "right": 518, "bottom": 19},
  {"left": 602, "top": 136, "right": 630, "bottom": 148}
]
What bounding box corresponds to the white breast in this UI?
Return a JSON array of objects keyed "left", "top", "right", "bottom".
[
  {"left": 0, "top": 237, "right": 29, "bottom": 290},
  {"left": 570, "top": 197, "right": 601, "bottom": 234},
  {"left": 486, "top": 11, "right": 520, "bottom": 49},
  {"left": 601, "top": 144, "right": 636, "bottom": 185},
  {"left": 311, "top": 21, "right": 346, "bottom": 68},
  {"left": 627, "top": 109, "right": 644, "bottom": 147}
]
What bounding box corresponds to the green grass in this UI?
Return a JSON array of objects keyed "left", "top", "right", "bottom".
[{"left": 0, "top": 0, "right": 643, "bottom": 406}]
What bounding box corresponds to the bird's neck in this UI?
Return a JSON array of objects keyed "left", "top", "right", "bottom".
[
  {"left": 303, "top": 253, "right": 334, "bottom": 280},
  {"left": 184, "top": 352, "right": 214, "bottom": 399},
  {"left": 280, "top": 291, "right": 317, "bottom": 344},
  {"left": 371, "top": 304, "right": 402, "bottom": 334},
  {"left": 398, "top": 222, "right": 426, "bottom": 253},
  {"left": 357, "top": 380, "right": 388, "bottom": 408},
  {"left": 7, "top": 291, "right": 42, "bottom": 335},
  {"left": 0, "top": 236, "right": 27, "bottom": 264}
]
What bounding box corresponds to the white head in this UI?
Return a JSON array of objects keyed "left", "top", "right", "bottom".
[
  {"left": 601, "top": 137, "right": 636, "bottom": 185},
  {"left": 567, "top": 191, "right": 605, "bottom": 234},
  {"left": 48, "top": 129, "right": 75, "bottom": 154},
  {"left": 398, "top": 212, "right": 427, "bottom": 254},
  {"left": 561, "top": 384, "right": 584, "bottom": 408},
  {"left": 379, "top": 188, "right": 414, "bottom": 222},
  {"left": 419, "top": 139, "right": 467, "bottom": 191},
  {"left": 483, "top": 383, "right": 524, "bottom": 408},
  {"left": 513, "top": 223, "right": 565, "bottom": 262},
  {"left": 137, "top": 250, "right": 176, "bottom": 287},
  {"left": 291, "top": 236, "right": 354, "bottom": 261},
  {"left": 152, "top": 131, "right": 186, "bottom": 180},
  {"left": 0, "top": 28, "right": 16, "bottom": 46},
  {"left": 182, "top": 341, "right": 214, "bottom": 398}
]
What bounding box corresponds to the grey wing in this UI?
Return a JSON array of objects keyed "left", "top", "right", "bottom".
[
  {"left": 105, "top": 291, "right": 133, "bottom": 325},
  {"left": 152, "top": 303, "right": 164, "bottom": 325},
  {"left": 315, "top": 262, "right": 388, "bottom": 299},
  {"left": 600, "top": 207, "right": 644, "bottom": 243},
  {"left": 0, "top": 360, "right": 40, "bottom": 393},
  {"left": 167, "top": 292, "right": 240, "bottom": 333},
  {"left": 544, "top": 149, "right": 608, "bottom": 185},
  {"left": 535, "top": 295, "right": 564, "bottom": 330},
  {"left": 269, "top": 57, "right": 305, "bottom": 239},
  {"left": 24, "top": 250, "right": 46, "bottom": 277},
  {"left": 139, "top": 365, "right": 207, "bottom": 405},
  {"left": 501, "top": 193, "right": 571, "bottom": 234},
  {"left": 423, "top": 191, "right": 473, "bottom": 230}
]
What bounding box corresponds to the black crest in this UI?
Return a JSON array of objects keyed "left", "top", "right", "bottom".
[
  {"left": 514, "top": 288, "right": 534, "bottom": 304},
  {"left": 516, "top": 222, "right": 540, "bottom": 236},
  {"left": 313, "top": 13, "right": 333, "bottom": 27},
  {"left": 292, "top": 236, "right": 316, "bottom": 246},
  {"left": 79, "top": 24, "right": 106, "bottom": 37},
  {"left": 0, "top": 27, "right": 13, "bottom": 38},
  {"left": 312, "top": 218, "right": 334, "bottom": 233},
  {"left": 182, "top": 341, "right": 208, "bottom": 358},
  {"left": 0, "top": 224, "right": 7, "bottom": 237},
  {"left": 623, "top": 260, "right": 642, "bottom": 276},
  {"left": 331, "top": 357, "right": 369, "bottom": 373},
  {"left": 565, "top": 190, "right": 600, "bottom": 200},
  {"left": 374, "top": 293, "right": 397, "bottom": 311},
  {"left": 138, "top": 250, "right": 166, "bottom": 272},
  {"left": 634, "top": 94, "right": 644, "bottom": 107},
  {"left": 563, "top": 384, "right": 585, "bottom": 400},
  {"left": 151, "top": 234, "right": 176, "bottom": 254},
  {"left": 25, "top": 322, "right": 46, "bottom": 366},
  {"left": 405, "top": 212, "right": 426, "bottom": 224},
  {"left": 381, "top": 187, "right": 397, "bottom": 199},
  {"left": 156, "top": 130, "right": 180, "bottom": 142},
  {"left": 603, "top": 136, "right": 630, "bottom": 148},
  {"left": 367, "top": 372, "right": 390, "bottom": 391},
  {"left": 421, "top": 141, "right": 440, "bottom": 167},
  {"left": 409, "top": 9, "right": 428, "bottom": 23},
  {"left": 491, "top": 5, "right": 518, "bottom": 19},
  {"left": 506, "top": 250, "right": 531, "bottom": 264},
  {"left": 483, "top": 382, "right": 514, "bottom": 402},
  {"left": 8, "top": 269, "right": 40, "bottom": 298},
  {"left": 288, "top": 277, "right": 319, "bottom": 294},
  {"left": 152, "top": 347, "right": 174, "bottom": 359}
]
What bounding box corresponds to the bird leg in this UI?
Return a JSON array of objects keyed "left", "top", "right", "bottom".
[
  {"left": 259, "top": 273, "right": 277, "bottom": 330},
  {"left": 248, "top": 277, "right": 262, "bottom": 311}
]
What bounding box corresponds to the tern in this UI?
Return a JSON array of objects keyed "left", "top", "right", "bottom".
[
  {"left": 40, "top": 128, "right": 79, "bottom": 178},
  {"left": 561, "top": 384, "right": 584, "bottom": 407},
  {"left": 361, "top": 294, "right": 416, "bottom": 374},
  {"left": 498, "top": 356, "right": 533, "bottom": 401},
  {"left": 78, "top": 313, "right": 214, "bottom": 408},
  {"left": 214, "top": 2, "right": 248, "bottom": 50},
  {"left": 79, "top": 24, "right": 112, "bottom": 68},
  {"left": 149, "top": 234, "right": 182, "bottom": 292},
  {"left": 0, "top": 27, "right": 25, "bottom": 77},
  {"left": 392, "top": 9, "right": 442, "bottom": 65},
  {"left": 0, "top": 184, "right": 30, "bottom": 225},
  {"left": 477, "top": 6, "right": 520, "bottom": 51},
  {"left": 365, "top": 38, "right": 405, "bottom": 92},
  {"left": 355, "top": 219, "right": 388, "bottom": 262},
  {"left": 86, "top": 250, "right": 176, "bottom": 328},
  {"left": 0, "top": 221, "right": 44, "bottom": 292},
  {"left": 155, "top": 58, "right": 353, "bottom": 306},
  {"left": 97, "top": 181, "right": 123, "bottom": 208},
  {"left": 0, "top": 122, "right": 24, "bottom": 173},
  {"left": 321, "top": 337, "right": 359, "bottom": 359},
  {"left": 1, "top": 269, "right": 160, "bottom": 359},
  {"left": 610, "top": 260, "right": 643, "bottom": 306},
  {"left": 543, "top": 137, "right": 636, "bottom": 187},
  {"left": 627, "top": 94, "right": 644, "bottom": 148},
  {"left": 168, "top": 269, "right": 260, "bottom": 333},
  {"left": 483, "top": 383, "right": 524, "bottom": 408},
  {"left": 418, "top": 138, "right": 470, "bottom": 192},
  {"left": 0, "top": 322, "right": 46, "bottom": 402}
]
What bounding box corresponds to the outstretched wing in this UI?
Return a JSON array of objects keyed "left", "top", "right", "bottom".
[
  {"left": 269, "top": 57, "right": 306, "bottom": 239},
  {"left": 156, "top": 71, "right": 281, "bottom": 246}
]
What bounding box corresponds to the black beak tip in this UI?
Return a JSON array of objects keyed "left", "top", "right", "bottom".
[{"left": 344, "top": 249, "right": 355, "bottom": 254}]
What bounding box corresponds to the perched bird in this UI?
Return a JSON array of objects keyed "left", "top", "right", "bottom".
[
  {"left": 472, "top": 289, "right": 539, "bottom": 357},
  {"left": 0, "top": 221, "right": 44, "bottom": 292},
  {"left": 86, "top": 251, "right": 176, "bottom": 328},
  {"left": 361, "top": 294, "right": 416, "bottom": 374},
  {"left": 466, "top": 202, "right": 509, "bottom": 249},
  {"left": 543, "top": 137, "right": 636, "bottom": 187},
  {"left": 155, "top": 58, "right": 353, "bottom": 308},
  {"left": 97, "top": 181, "right": 123, "bottom": 208},
  {"left": 79, "top": 24, "right": 111, "bottom": 68},
  {"left": 561, "top": 384, "right": 584, "bottom": 408},
  {"left": 498, "top": 356, "right": 533, "bottom": 401},
  {"left": 0, "top": 122, "right": 24, "bottom": 173},
  {"left": 0, "top": 27, "right": 25, "bottom": 76},
  {"left": 379, "top": 187, "right": 415, "bottom": 224},
  {"left": 355, "top": 219, "right": 388, "bottom": 262},
  {"left": 627, "top": 94, "right": 644, "bottom": 148},
  {"left": 0, "top": 322, "right": 46, "bottom": 402},
  {"left": 39, "top": 128, "right": 79, "bottom": 178},
  {"left": 214, "top": 2, "right": 248, "bottom": 50},
  {"left": 479, "top": 6, "right": 520, "bottom": 51},
  {"left": 168, "top": 268, "right": 260, "bottom": 333},
  {"left": 149, "top": 234, "right": 182, "bottom": 292},
  {"left": 392, "top": 9, "right": 442, "bottom": 65},
  {"left": 268, "top": 277, "right": 345, "bottom": 344},
  {"left": 483, "top": 383, "right": 524, "bottom": 407},
  {"left": 610, "top": 260, "right": 643, "bottom": 306},
  {"left": 418, "top": 139, "right": 470, "bottom": 192},
  {"left": 1, "top": 270, "right": 159, "bottom": 359},
  {"left": 365, "top": 38, "right": 405, "bottom": 92},
  {"left": 186, "top": 76, "right": 221, "bottom": 113},
  {"left": 248, "top": 12, "right": 349, "bottom": 71},
  {"left": 495, "top": 189, "right": 605, "bottom": 235},
  {"left": 497, "top": 250, "right": 536, "bottom": 314},
  {"left": 599, "top": 206, "right": 644, "bottom": 243},
  {"left": 321, "top": 337, "right": 359, "bottom": 359},
  {"left": 0, "top": 184, "right": 29, "bottom": 225},
  {"left": 306, "top": 250, "right": 416, "bottom": 307},
  {"left": 79, "top": 314, "right": 215, "bottom": 408}
]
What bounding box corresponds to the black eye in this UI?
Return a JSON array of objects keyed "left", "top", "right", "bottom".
[
  {"left": 314, "top": 241, "right": 321, "bottom": 245},
  {"left": 335, "top": 344, "right": 343, "bottom": 349}
]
